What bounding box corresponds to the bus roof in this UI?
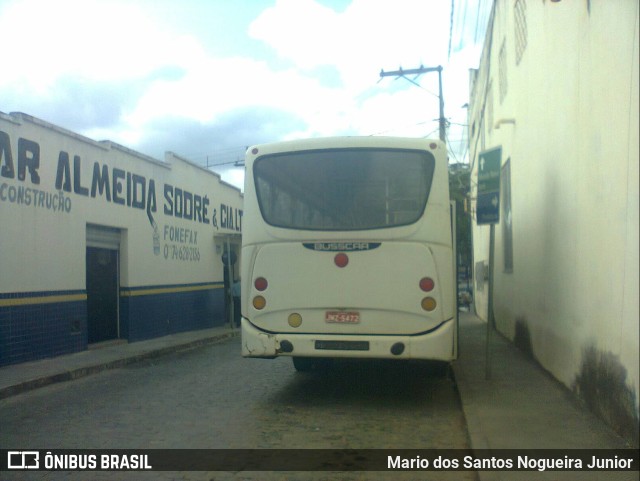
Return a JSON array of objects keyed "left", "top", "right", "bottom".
[{"left": 247, "top": 136, "right": 446, "bottom": 158}]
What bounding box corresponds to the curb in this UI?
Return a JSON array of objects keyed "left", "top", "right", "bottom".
[{"left": 0, "top": 331, "right": 239, "bottom": 400}]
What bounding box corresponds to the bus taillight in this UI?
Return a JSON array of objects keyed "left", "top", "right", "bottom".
[
  {"left": 419, "top": 277, "right": 435, "bottom": 292},
  {"left": 255, "top": 277, "right": 268, "bottom": 291},
  {"left": 253, "top": 295, "right": 266, "bottom": 310},
  {"left": 334, "top": 253, "right": 349, "bottom": 268},
  {"left": 288, "top": 313, "right": 302, "bottom": 327},
  {"left": 421, "top": 297, "right": 437, "bottom": 311}
]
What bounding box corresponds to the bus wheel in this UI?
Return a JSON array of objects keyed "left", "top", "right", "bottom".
[
  {"left": 430, "top": 361, "right": 451, "bottom": 378},
  {"left": 292, "top": 357, "right": 314, "bottom": 372}
]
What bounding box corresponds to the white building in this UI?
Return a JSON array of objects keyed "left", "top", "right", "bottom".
[
  {"left": 0, "top": 112, "right": 243, "bottom": 366},
  {"left": 468, "top": 0, "right": 638, "bottom": 442}
]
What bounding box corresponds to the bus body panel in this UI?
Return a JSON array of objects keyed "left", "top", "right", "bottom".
[
  {"left": 241, "top": 137, "right": 457, "bottom": 362},
  {"left": 241, "top": 317, "right": 456, "bottom": 361},
  {"left": 246, "top": 241, "right": 452, "bottom": 335}
]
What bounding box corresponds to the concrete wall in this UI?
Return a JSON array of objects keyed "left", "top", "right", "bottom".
[
  {"left": 0, "top": 112, "right": 243, "bottom": 366},
  {"left": 468, "top": 0, "right": 638, "bottom": 441}
]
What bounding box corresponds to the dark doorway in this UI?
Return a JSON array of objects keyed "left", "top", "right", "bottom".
[
  {"left": 221, "top": 240, "right": 240, "bottom": 327},
  {"left": 86, "top": 247, "right": 119, "bottom": 343}
]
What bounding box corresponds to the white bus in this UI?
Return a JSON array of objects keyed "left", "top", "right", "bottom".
[{"left": 240, "top": 137, "right": 457, "bottom": 371}]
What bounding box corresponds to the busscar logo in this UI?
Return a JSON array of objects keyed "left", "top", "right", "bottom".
[
  {"left": 303, "top": 242, "right": 381, "bottom": 252},
  {"left": 8, "top": 451, "right": 39, "bottom": 469}
]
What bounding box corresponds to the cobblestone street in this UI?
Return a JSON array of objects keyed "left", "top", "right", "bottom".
[{"left": 0, "top": 337, "right": 476, "bottom": 481}]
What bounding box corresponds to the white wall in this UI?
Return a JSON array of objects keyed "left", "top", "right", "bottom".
[{"left": 468, "top": 0, "right": 639, "bottom": 437}]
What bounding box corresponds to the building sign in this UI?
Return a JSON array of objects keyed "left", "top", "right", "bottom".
[
  {"left": 0, "top": 128, "right": 242, "bottom": 264},
  {"left": 476, "top": 146, "right": 502, "bottom": 225}
]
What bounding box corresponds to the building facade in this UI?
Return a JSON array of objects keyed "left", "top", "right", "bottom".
[
  {"left": 468, "top": 0, "right": 638, "bottom": 441},
  {"left": 0, "top": 112, "right": 243, "bottom": 367}
]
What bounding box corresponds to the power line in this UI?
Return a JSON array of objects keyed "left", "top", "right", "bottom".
[
  {"left": 206, "top": 159, "right": 244, "bottom": 168},
  {"left": 179, "top": 145, "right": 248, "bottom": 169},
  {"left": 424, "top": 127, "right": 441, "bottom": 139},
  {"left": 180, "top": 144, "right": 247, "bottom": 159},
  {"left": 446, "top": 132, "right": 460, "bottom": 164},
  {"left": 457, "top": 0, "right": 469, "bottom": 52},
  {"left": 379, "top": 65, "right": 446, "bottom": 142},
  {"left": 399, "top": 75, "right": 440, "bottom": 98},
  {"left": 474, "top": 0, "right": 485, "bottom": 43},
  {"left": 448, "top": 0, "right": 455, "bottom": 60},
  {"left": 369, "top": 119, "right": 436, "bottom": 137}
]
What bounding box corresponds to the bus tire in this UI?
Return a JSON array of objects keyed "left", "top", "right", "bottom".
[
  {"left": 292, "top": 357, "right": 315, "bottom": 372},
  {"left": 430, "top": 360, "right": 451, "bottom": 378}
]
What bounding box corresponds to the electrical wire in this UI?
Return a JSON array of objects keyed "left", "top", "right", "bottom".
[
  {"left": 457, "top": 0, "right": 469, "bottom": 52},
  {"left": 398, "top": 75, "right": 440, "bottom": 99},
  {"left": 447, "top": 131, "right": 460, "bottom": 164},
  {"left": 448, "top": 0, "right": 455, "bottom": 60}
]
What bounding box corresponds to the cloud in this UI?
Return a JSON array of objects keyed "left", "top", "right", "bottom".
[
  {"left": 249, "top": 0, "right": 452, "bottom": 92},
  {"left": 0, "top": 0, "right": 482, "bottom": 182},
  {"left": 12, "top": 76, "right": 151, "bottom": 133},
  {"left": 244, "top": 0, "right": 471, "bottom": 141},
  {"left": 0, "top": 0, "right": 198, "bottom": 89},
  {"left": 121, "top": 53, "right": 357, "bottom": 146},
  {"left": 0, "top": 0, "right": 199, "bottom": 140},
  {"left": 105, "top": 106, "right": 306, "bottom": 190},
  {"left": 249, "top": 0, "right": 343, "bottom": 70},
  {"left": 131, "top": 107, "right": 307, "bottom": 162}
]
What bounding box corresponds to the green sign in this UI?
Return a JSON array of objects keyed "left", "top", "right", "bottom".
[{"left": 477, "top": 147, "right": 501, "bottom": 225}]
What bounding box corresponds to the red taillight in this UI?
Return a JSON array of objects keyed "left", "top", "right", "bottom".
[
  {"left": 419, "top": 277, "right": 435, "bottom": 292},
  {"left": 254, "top": 277, "right": 268, "bottom": 291},
  {"left": 334, "top": 253, "right": 349, "bottom": 268}
]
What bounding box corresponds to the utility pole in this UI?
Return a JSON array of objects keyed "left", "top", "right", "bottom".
[{"left": 379, "top": 65, "right": 446, "bottom": 142}]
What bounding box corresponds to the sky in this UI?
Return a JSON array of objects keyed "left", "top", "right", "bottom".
[{"left": 0, "top": 0, "right": 492, "bottom": 189}]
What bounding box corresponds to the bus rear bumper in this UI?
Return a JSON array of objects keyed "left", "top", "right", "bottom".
[{"left": 241, "top": 318, "right": 456, "bottom": 361}]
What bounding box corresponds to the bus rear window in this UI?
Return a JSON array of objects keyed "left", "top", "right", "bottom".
[{"left": 253, "top": 148, "right": 435, "bottom": 231}]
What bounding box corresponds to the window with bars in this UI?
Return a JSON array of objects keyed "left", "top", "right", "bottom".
[
  {"left": 514, "top": 0, "right": 528, "bottom": 65},
  {"left": 499, "top": 41, "right": 508, "bottom": 103}
]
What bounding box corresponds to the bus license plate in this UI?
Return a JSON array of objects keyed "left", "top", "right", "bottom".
[{"left": 325, "top": 311, "right": 360, "bottom": 323}]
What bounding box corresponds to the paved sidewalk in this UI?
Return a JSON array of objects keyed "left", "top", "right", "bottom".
[
  {"left": 0, "top": 325, "right": 239, "bottom": 400},
  {"left": 452, "top": 311, "right": 636, "bottom": 481}
]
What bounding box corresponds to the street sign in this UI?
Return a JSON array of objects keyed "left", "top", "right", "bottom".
[{"left": 477, "top": 147, "right": 502, "bottom": 225}]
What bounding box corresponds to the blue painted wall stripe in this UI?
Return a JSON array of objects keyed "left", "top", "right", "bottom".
[{"left": 0, "top": 283, "right": 228, "bottom": 366}]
